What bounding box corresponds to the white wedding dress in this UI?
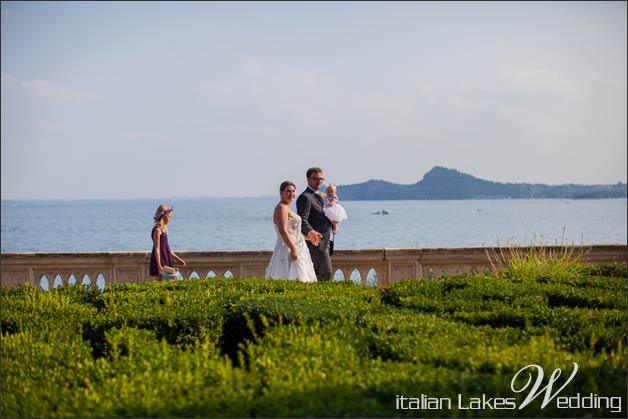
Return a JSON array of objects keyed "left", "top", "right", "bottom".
[{"left": 265, "top": 213, "right": 317, "bottom": 283}]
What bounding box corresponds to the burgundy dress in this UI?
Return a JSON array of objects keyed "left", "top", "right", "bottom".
[{"left": 149, "top": 227, "right": 174, "bottom": 276}]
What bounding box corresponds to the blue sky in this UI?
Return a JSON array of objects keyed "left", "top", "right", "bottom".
[{"left": 2, "top": 1, "right": 626, "bottom": 200}]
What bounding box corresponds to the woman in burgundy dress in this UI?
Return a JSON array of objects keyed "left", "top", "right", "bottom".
[{"left": 149, "top": 204, "right": 185, "bottom": 279}]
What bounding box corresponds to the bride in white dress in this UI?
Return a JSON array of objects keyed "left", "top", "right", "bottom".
[{"left": 265, "top": 181, "right": 318, "bottom": 283}]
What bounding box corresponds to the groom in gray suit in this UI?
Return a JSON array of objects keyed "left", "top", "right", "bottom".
[{"left": 297, "top": 167, "right": 334, "bottom": 281}]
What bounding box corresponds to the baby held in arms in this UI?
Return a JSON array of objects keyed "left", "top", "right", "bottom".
[{"left": 322, "top": 183, "right": 348, "bottom": 232}]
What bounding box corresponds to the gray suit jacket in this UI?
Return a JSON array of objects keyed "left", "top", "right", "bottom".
[{"left": 296, "top": 188, "right": 333, "bottom": 253}]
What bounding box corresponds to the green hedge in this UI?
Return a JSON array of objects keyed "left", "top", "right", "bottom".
[{"left": 1, "top": 263, "right": 626, "bottom": 418}]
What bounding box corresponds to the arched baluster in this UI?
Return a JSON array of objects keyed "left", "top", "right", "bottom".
[
  {"left": 68, "top": 274, "right": 77, "bottom": 286},
  {"left": 81, "top": 273, "right": 93, "bottom": 286},
  {"left": 53, "top": 273, "right": 64, "bottom": 287},
  {"left": 96, "top": 273, "right": 106, "bottom": 290},
  {"left": 349, "top": 268, "right": 361, "bottom": 285},
  {"left": 332, "top": 269, "right": 344, "bottom": 281},
  {"left": 366, "top": 268, "right": 378, "bottom": 287},
  {"left": 39, "top": 274, "right": 50, "bottom": 291}
]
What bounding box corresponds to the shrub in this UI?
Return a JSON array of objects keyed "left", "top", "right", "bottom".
[
  {"left": 587, "top": 262, "right": 627, "bottom": 278},
  {"left": 1, "top": 270, "right": 626, "bottom": 418}
]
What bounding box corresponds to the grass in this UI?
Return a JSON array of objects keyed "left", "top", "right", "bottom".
[{"left": 486, "top": 237, "right": 591, "bottom": 281}]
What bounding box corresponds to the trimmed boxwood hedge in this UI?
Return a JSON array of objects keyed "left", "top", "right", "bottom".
[{"left": 1, "top": 263, "right": 626, "bottom": 418}]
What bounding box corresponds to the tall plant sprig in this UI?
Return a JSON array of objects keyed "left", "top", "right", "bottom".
[{"left": 486, "top": 234, "right": 589, "bottom": 282}]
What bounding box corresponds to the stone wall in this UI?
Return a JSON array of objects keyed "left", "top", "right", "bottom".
[{"left": 1, "top": 245, "right": 626, "bottom": 289}]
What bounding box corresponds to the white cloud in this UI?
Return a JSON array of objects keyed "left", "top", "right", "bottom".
[
  {"left": 495, "top": 64, "right": 574, "bottom": 94},
  {"left": 20, "top": 78, "right": 90, "bottom": 104}
]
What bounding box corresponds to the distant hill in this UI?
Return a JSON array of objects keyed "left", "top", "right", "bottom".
[{"left": 336, "top": 167, "right": 627, "bottom": 200}]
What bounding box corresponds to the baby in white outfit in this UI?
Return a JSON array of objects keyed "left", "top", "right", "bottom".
[{"left": 322, "top": 184, "right": 348, "bottom": 232}]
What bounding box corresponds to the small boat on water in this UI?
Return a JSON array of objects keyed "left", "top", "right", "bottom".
[{"left": 372, "top": 209, "right": 390, "bottom": 215}]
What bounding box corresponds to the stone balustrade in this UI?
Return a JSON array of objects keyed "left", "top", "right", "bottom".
[{"left": 1, "top": 245, "right": 626, "bottom": 290}]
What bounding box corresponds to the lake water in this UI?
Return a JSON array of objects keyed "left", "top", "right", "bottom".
[{"left": 1, "top": 198, "right": 626, "bottom": 253}]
